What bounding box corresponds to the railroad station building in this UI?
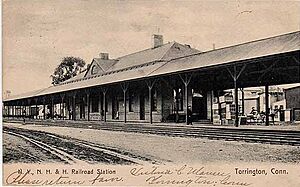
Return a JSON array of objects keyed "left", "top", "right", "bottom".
[{"left": 3, "top": 31, "right": 300, "bottom": 126}]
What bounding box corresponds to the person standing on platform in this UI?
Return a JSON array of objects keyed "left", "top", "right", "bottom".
[
  {"left": 70, "top": 109, "right": 73, "bottom": 120},
  {"left": 187, "top": 105, "right": 193, "bottom": 125},
  {"left": 101, "top": 109, "right": 104, "bottom": 121}
]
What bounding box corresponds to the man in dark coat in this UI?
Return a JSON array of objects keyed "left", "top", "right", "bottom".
[{"left": 187, "top": 105, "right": 193, "bottom": 125}]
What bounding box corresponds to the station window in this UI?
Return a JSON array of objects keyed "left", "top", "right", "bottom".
[
  {"left": 173, "top": 88, "right": 183, "bottom": 111},
  {"left": 91, "top": 65, "right": 99, "bottom": 75},
  {"left": 91, "top": 97, "right": 99, "bottom": 112},
  {"left": 129, "top": 92, "right": 134, "bottom": 112},
  {"left": 152, "top": 89, "right": 157, "bottom": 111},
  {"left": 274, "top": 105, "right": 279, "bottom": 118},
  {"left": 105, "top": 98, "right": 108, "bottom": 112},
  {"left": 230, "top": 104, "right": 242, "bottom": 113},
  {"left": 230, "top": 104, "right": 235, "bottom": 113}
]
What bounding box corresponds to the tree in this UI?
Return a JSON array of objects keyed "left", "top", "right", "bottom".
[{"left": 51, "top": 56, "right": 86, "bottom": 85}]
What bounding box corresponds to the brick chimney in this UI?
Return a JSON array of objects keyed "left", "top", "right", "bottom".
[
  {"left": 152, "top": 34, "right": 163, "bottom": 48},
  {"left": 99, "top": 53, "right": 109, "bottom": 60}
]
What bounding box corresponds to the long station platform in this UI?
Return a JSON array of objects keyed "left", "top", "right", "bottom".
[
  {"left": 3, "top": 118, "right": 300, "bottom": 131},
  {"left": 3, "top": 118, "right": 300, "bottom": 146}
]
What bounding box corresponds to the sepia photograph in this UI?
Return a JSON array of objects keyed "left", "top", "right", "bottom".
[{"left": 2, "top": 0, "right": 300, "bottom": 186}]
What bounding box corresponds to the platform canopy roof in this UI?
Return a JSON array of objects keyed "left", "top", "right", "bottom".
[
  {"left": 150, "top": 31, "right": 299, "bottom": 77},
  {"left": 4, "top": 31, "right": 300, "bottom": 102}
]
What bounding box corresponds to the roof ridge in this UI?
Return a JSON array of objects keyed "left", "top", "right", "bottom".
[
  {"left": 93, "top": 59, "right": 106, "bottom": 72},
  {"left": 160, "top": 41, "right": 176, "bottom": 60},
  {"left": 95, "top": 58, "right": 118, "bottom": 70},
  {"left": 145, "top": 42, "right": 201, "bottom": 77},
  {"left": 161, "top": 42, "right": 200, "bottom": 60},
  {"left": 103, "top": 41, "right": 175, "bottom": 72},
  {"left": 115, "top": 41, "right": 175, "bottom": 60}
]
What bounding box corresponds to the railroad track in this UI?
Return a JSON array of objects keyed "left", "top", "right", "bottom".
[
  {"left": 98, "top": 124, "right": 300, "bottom": 146},
  {"left": 4, "top": 119, "right": 300, "bottom": 146},
  {"left": 46, "top": 134, "right": 156, "bottom": 165},
  {"left": 3, "top": 126, "right": 155, "bottom": 165},
  {"left": 3, "top": 130, "right": 81, "bottom": 164}
]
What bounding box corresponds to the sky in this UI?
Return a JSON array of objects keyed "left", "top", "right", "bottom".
[{"left": 2, "top": 0, "right": 300, "bottom": 96}]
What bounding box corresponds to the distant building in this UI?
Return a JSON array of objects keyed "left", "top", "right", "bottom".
[
  {"left": 272, "top": 99, "right": 287, "bottom": 122},
  {"left": 214, "top": 86, "right": 286, "bottom": 124},
  {"left": 258, "top": 86, "right": 285, "bottom": 113},
  {"left": 241, "top": 88, "right": 261, "bottom": 115},
  {"left": 285, "top": 86, "right": 300, "bottom": 121}
]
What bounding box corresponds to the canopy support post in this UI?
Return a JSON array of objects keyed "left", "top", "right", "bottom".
[
  {"left": 227, "top": 64, "right": 246, "bottom": 127},
  {"left": 72, "top": 94, "right": 76, "bottom": 121},
  {"left": 28, "top": 99, "right": 32, "bottom": 119},
  {"left": 85, "top": 90, "right": 90, "bottom": 121},
  {"left": 34, "top": 98, "right": 38, "bottom": 119},
  {"left": 101, "top": 88, "right": 107, "bottom": 122},
  {"left": 179, "top": 73, "right": 193, "bottom": 125},
  {"left": 121, "top": 83, "right": 129, "bottom": 123},
  {"left": 146, "top": 79, "right": 157, "bottom": 124},
  {"left": 51, "top": 97, "right": 54, "bottom": 119},
  {"left": 240, "top": 88, "right": 245, "bottom": 116},
  {"left": 234, "top": 76, "right": 239, "bottom": 127},
  {"left": 265, "top": 85, "right": 269, "bottom": 126},
  {"left": 60, "top": 94, "right": 65, "bottom": 120}
]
